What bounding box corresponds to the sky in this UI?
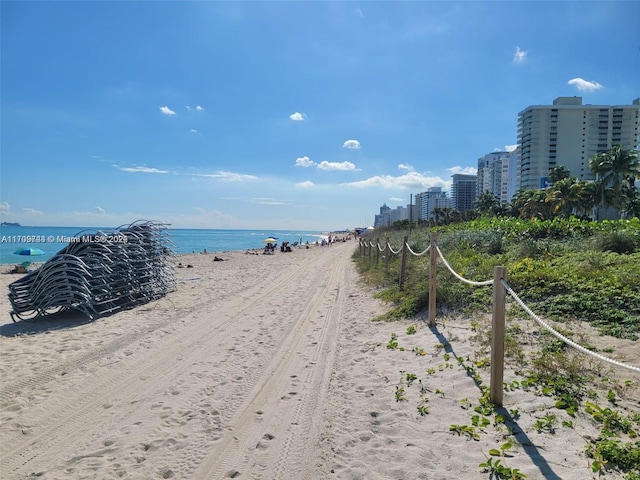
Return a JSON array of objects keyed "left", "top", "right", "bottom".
[{"left": 1, "top": 1, "right": 639, "bottom": 231}]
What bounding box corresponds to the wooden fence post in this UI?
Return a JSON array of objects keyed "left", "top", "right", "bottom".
[
  {"left": 490, "top": 266, "right": 507, "bottom": 406},
  {"left": 367, "top": 240, "right": 372, "bottom": 262},
  {"left": 428, "top": 232, "right": 437, "bottom": 326},
  {"left": 398, "top": 235, "right": 408, "bottom": 290},
  {"left": 385, "top": 241, "right": 390, "bottom": 272},
  {"left": 375, "top": 239, "right": 380, "bottom": 265}
]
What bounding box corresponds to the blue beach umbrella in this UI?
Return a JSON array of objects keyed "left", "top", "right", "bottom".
[{"left": 13, "top": 247, "right": 45, "bottom": 256}]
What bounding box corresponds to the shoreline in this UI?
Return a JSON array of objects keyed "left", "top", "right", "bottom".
[{"left": 0, "top": 231, "right": 354, "bottom": 267}]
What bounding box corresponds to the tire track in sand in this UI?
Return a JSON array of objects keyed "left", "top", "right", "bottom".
[
  {"left": 194, "top": 244, "right": 353, "bottom": 479},
  {"left": 0, "top": 249, "right": 325, "bottom": 478}
]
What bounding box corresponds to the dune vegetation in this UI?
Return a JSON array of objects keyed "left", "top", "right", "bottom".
[{"left": 354, "top": 217, "right": 640, "bottom": 479}]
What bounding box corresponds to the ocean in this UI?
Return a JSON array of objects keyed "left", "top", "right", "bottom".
[{"left": 0, "top": 225, "right": 329, "bottom": 265}]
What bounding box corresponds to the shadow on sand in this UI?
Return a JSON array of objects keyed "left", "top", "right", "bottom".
[
  {"left": 428, "top": 321, "right": 562, "bottom": 480},
  {"left": 1, "top": 310, "right": 95, "bottom": 337}
]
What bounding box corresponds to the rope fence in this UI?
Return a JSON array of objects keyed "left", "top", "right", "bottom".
[{"left": 358, "top": 233, "right": 640, "bottom": 405}]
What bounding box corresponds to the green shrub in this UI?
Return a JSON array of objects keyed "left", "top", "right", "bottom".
[
  {"left": 595, "top": 231, "right": 638, "bottom": 254},
  {"left": 355, "top": 218, "right": 640, "bottom": 338}
]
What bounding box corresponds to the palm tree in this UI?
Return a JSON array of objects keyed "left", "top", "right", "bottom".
[
  {"left": 574, "top": 180, "right": 597, "bottom": 219},
  {"left": 512, "top": 189, "right": 552, "bottom": 220},
  {"left": 548, "top": 165, "right": 571, "bottom": 184},
  {"left": 620, "top": 182, "right": 640, "bottom": 219},
  {"left": 474, "top": 191, "right": 502, "bottom": 216},
  {"left": 588, "top": 145, "right": 640, "bottom": 218},
  {"left": 545, "top": 177, "right": 579, "bottom": 218}
]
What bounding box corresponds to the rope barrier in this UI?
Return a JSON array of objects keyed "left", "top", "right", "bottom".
[
  {"left": 405, "top": 243, "right": 431, "bottom": 256},
  {"left": 501, "top": 279, "right": 640, "bottom": 374},
  {"left": 387, "top": 242, "right": 403, "bottom": 255},
  {"left": 435, "top": 246, "right": 493, "bottom": 286}
]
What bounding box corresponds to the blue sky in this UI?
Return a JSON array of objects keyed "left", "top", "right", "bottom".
[{"left": 1, "top": 1, "right": 639, "bottom": 231}]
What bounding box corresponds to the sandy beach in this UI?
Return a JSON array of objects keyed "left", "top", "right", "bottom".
[{"left": 1, "top": 239, "right": 638, "bottom": 480}]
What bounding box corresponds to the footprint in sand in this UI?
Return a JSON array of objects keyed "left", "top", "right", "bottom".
[{"left": 255, "top": 433, "right": 275, "bottom": 449}]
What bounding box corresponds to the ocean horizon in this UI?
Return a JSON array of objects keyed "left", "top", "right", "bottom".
[{"left": 0, "top": 225, "right": 332, "bottom": 265}]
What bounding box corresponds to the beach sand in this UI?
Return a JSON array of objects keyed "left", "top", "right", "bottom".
[{"left": 0, "top": 240, "right": 638, "bottom": 479}]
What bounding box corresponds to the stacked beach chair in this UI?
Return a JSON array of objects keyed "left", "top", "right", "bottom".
[{"left": 8, "top": 220, "right": 176, "bottom": 322}]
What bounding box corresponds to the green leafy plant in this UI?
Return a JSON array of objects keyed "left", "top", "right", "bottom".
[
  {"left": 449, "top": 424, "right": 480, "bottom": 441},
  {"left": 586, "top": 438, "right": 640, "bottom": 474},
  {"left": 479, "top": 457, "right": 527, "bottom": 479},
  {"left": 534, "top": 413, "right": 557, "bottom": 434},
  {"left": 387, "top": 333, "right": 398, "bottom": 350},
  {"left": 489, "top": 440, "right": 515, "bottom": 458},
  {"left": 584, "top": 402, "right": 638, "bottom": 437},
  {"left": 406, "top": 324, "right": 417, "bottom": 335},
  {"left": 471, "top": 414, "right": 491, "bottom": 429},
  {"left": 405, "top": 372, "right": 417, "bottom": 386},
  {"left": 554, "top": 392, "right": 579, "bottom": 417}
]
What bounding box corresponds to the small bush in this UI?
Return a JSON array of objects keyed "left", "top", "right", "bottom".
[{"left": 595, "top": 231, "right": 637, "bottom": 254}]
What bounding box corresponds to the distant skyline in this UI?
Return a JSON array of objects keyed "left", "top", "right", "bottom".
[{"left": 1, "top": 1, "right": 639, "bottom": 230}]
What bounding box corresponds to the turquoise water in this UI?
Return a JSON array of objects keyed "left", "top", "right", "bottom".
[{"left": 0, "top": 225, "right": 328, "bottom": 265}]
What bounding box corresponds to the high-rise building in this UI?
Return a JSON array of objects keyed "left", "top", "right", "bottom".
[
  {"left": 477, "top": 152, "right": 508, "bottom": 199},
  {"left": 451, "top": 174, "right": 477, "bottom": 211},
  {"left": 415, "top": 187, "right": 451, "bottom": 221},
  {"left": 517, "top": 97, "right": 640, "bottom": 191},
  {"left": 374, "top": 203, "right": 391, "bottom": 228},
  {"left": 506, "top": 147, "right": 520, "bottom": 200}
]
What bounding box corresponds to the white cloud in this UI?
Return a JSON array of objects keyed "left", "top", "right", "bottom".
[
  {"left": 296, "top": 180, "right": 315, "bottom": 188},
  {"left": 252, "top": 197, "right": 288, "bottom": 206},
  {"left": 568, "top": 77, "right": 603, "bottom": 92},
  {"left": 505, "top": 144, "right": 518, "bottom": 152},
  {"left": 398, "top": 163, "right": 414, "bottom": 172},
  {"left": 196, "top": 105, "right": 203, "bottom": 111},
  {"left": 389, "top": 197, "right": 405, "bottom": 202},
  {"left": 0, "top": 201, "right": 10, "bottom": 212},
  {"left": 117, "top": 165, "right": 170, "bottom": 174},
  {"left": 295, "top": 156, "right": 315, "bottom": 167},
  {"left": 513, "top": 46, "right": 527, "bottom": 64},
  {"left": 289, "top": 112, "right": 307, "bottom": 121},
  {"left": 160, "top": 106, "right": 176, "bottom": 115},
  {"left": 23, "top": 207, "right": 44, "bottom": 215},
  {"left": 190, "top": 129, "right": 198, "bottom": 133},
  {"left": 317, "top": 161, "right": 357, "bottom": 171},
  {"left": 343, "top": 171, "right": 449, "bottom": 190},
  {"left": 186, "top": 105, "right": 204, "bottom": 111},
  {"left": 447, "top": 166, "right": 477, "bottom": 175},
  {"left": 199, "top": 171, "right": 258, "bottom": 181},
  {"left": 342, "top": 139, "right": 361, "bottom": 150},
  {"left": 96, "top": 206, "right": 106, "bottom": 214}
]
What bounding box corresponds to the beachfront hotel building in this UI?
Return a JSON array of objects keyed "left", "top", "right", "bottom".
[
  {"left": 374, "top": 202, "right": 418, "bottom": 227},
  {"left": 517, "top": 97, "right": 640, "bottom": 191},
  {"left": 415, "top": 187, "right": 451, "bottom": 221},
  {"left": 476, "top": 149, "right": 519, "bottom": 203},
  {"left": 451, "top": 174, "right": 477, "bottom": 211}
]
